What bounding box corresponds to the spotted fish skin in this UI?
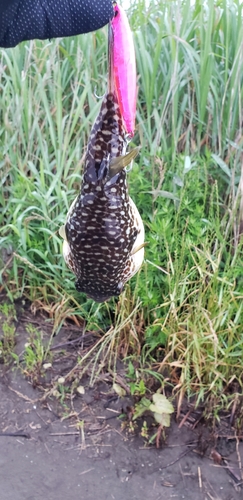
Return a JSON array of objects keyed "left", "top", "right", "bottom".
[{"left": 61, "top": 92, "right": 144, "bottom": 302}]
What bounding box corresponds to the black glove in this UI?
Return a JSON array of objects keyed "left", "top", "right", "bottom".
[{"left": 0, "top": 0, "right": 114, "bottom": 48}]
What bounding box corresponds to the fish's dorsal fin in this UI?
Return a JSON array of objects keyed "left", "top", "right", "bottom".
[
  {"left": 59, "top": 224, "right": 67, "bottom": 241},
  {"left": 131, "top": 242, "right": 148, "bottom": 256},
  {"left": 108, "top": 148, "right": 139, "bottom": 179}
]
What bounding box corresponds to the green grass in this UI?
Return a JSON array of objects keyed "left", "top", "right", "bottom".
[{"left": 1, "top": 0, "right": 243, "bottom": 422}]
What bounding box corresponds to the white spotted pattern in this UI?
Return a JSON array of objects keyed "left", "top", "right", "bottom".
[{"left": 62, "top": 92, "right": 144, "bottom": 302}]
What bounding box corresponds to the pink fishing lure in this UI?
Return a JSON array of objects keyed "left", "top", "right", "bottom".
[{"left": 110, "top": 3, "right": 136, "bottom": 136}]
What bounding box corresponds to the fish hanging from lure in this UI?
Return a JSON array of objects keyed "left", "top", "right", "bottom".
[{"left": 59, "top": 3, "right": 145, "bottom": 302}]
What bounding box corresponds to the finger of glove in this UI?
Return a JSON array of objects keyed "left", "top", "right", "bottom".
[{"left": 0, "top": 0, "right": 114, "bottom": 48}]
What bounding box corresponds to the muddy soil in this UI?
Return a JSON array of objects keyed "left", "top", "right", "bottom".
[{"left": 0, "top": 301, "right": 242, "bottom": 500}]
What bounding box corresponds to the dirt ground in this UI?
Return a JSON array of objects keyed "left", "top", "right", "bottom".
[{"left": 0, "top": 300, "right": 242, "bottom": 500}]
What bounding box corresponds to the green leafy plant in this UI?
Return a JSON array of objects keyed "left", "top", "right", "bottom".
[
  {"left": 0, "top": 303, "right": 17, "bottom": 363},
  {"left": 0, "top": 321, "right": 16, "bottom": 364},
  {"left": 22, "top": 324, "right": 52, "bottom": 384},
  {"left": 149, "top": 393, "right": 174, "bottom": 426},
  {"left": 133, "top": 393, "right": 174, "bottom": 426}
]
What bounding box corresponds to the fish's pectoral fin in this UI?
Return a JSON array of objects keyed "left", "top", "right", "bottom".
[
  {"left": 59, "top": 224, "right": 67, "bottom": 241},
  {"left": 108, "top": 148, "right": 139, "bottom": 179},
  {"left": 131, "top": 242, "right": 148, "bottom": 256}
]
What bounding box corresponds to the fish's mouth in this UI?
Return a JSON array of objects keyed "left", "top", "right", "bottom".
[
  {"left": 75, "top": 282, "right": 114, "bottom": 303},
  {"left": 87, "top": 294, "right": 112, "bottom": 303},
  {"left": 76, "top": 280, "right": 124, "bottom": 303}
]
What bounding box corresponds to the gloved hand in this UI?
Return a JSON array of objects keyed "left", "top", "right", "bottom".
[{"left": 0, "top": 0, "right": 114, "bottom": 48}]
